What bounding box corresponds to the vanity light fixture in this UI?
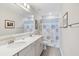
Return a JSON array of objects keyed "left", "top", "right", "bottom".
[
  {"left": 26, "top": 4, "right": 30, "bottom": 9},
  {"left": 24, "top": 3, "right": 27, "bottom": 7},
  {"left": 16, "top": 3, "right": 30, "bottom": 13},
  {"left": 24, "top": 3, "right": 30, "bottom": 9}
]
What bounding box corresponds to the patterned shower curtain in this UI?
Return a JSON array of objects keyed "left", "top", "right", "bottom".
[{"left": 42, "top": 18, "right": 60, "bottom": 48}]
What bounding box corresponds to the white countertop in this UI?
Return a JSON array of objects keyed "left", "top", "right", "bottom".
[{"left": 0, "top": 35, "right": 42, "bottom": 56}]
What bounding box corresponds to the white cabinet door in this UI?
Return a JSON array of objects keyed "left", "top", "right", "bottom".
[
  {"left": 35, "top": 37, "right": 43, "bottom": 56},
  {"left": 19, "top": 43, "right": 35, "bottom": 56},
  {"left": 40, "top": 41, "right": 43, "bottom": 55}
]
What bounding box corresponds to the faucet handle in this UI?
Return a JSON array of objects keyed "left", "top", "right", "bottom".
[{"left": 8, "top": 40, "right": 14, "bottom": 44}]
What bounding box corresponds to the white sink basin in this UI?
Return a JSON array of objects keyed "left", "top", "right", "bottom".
[{"left": 7, "top": 40, "right": 26, "bottom": 48}]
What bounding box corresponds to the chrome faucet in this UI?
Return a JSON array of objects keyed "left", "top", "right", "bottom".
[{"left": 8, "top": 40, "right": 14, "bottom": 44}]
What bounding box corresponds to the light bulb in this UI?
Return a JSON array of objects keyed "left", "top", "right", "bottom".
[
  {"left": 24, "top": 3, "right": 26, "bottom": 7},
  {"left": 27, "top": 4, "right": 30, "bottom": 9}
]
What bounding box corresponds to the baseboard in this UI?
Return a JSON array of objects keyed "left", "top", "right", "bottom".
[{"left": 59, "top": 48, "right": 63, "bottom": 56}]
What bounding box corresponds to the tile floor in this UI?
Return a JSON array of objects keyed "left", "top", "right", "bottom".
[{"left": 41, "top": 46, "right": 61, "bottom": 56}]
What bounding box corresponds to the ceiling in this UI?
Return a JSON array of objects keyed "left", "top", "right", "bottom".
[
  {"left": 0, "top": 3, "right": 33, "bottom": 18},
  {"left": 29, "top": 3, "right": 63, "bottom": 17},
  {"left": 0, "top": 3, "right": 63, "bottom": 18}
]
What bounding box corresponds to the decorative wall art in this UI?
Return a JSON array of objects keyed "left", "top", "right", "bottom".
[
  {"left": 63, "top": 12, "right": 68, "bottom": 28},
  {"left": 5, "top": 20, "right": 15, "bottom": 29}
]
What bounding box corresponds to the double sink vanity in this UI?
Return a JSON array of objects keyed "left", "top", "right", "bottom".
[{"left": 0, "top": 34, "right": 43, "bottom": 56}]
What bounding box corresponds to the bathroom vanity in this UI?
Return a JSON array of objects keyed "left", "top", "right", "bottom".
[{"left": 0, "top": 35, "right": 43, "bottom": 56}]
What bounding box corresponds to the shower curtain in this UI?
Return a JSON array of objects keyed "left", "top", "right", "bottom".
[{"left": 42, "top": 18, "right": 60, "bottom": 48}]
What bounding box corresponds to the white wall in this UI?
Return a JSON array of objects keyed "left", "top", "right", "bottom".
[
  {"left": 61, "top": 3, "right": 79, "bottom": 56},
  {"left": 0, "top": 3, "right": 30, "bottom": 36}
]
